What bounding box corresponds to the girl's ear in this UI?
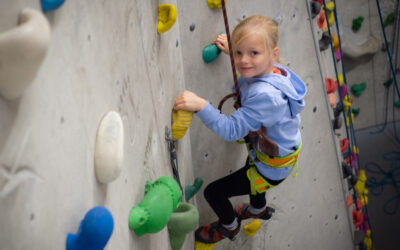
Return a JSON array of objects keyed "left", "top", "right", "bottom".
[{"left": 272, "top": 47, "right": 279, "bottom": 62}]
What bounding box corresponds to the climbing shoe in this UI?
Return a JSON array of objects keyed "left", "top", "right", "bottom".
[
  {"left": 235, "top": 203, "right": 275, "bottom": 221},
  {"left": 194, "top": 221, "right": 240, "bottom": 243}
]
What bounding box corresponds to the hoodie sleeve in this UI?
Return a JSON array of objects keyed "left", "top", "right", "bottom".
[{"left": 196, "top": 88, "right": 286, "bottom": 141}]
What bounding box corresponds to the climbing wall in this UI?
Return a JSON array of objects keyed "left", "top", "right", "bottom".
[
  {"left": 179, "top": 0, "right": 354, "bottom": 249},
  {"left": 0, "top": 0, "right": 357, "bottom": 250}
]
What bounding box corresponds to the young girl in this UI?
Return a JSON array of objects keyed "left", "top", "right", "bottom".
[{"left": 174, "top": 15, "right": 306, "bottom": 243}]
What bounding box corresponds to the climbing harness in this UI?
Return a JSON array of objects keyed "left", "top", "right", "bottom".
[{"left": 245, "top": 141, "right": 302, "bottom": 195}]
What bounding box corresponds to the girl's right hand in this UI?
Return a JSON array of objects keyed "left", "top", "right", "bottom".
[
  {"left": 174, "top": 90, "right": 207, "bottom": 112},
  {"left": 214, "top": 34, "right": 229, "bottom": 55}
]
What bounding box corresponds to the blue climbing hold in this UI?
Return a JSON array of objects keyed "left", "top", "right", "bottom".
[
  {"left": 66, "top": 206, "right": 114, "bottom": 250},
  {"left": 41, "top": 0, "right": 65, "bottom": 13}
]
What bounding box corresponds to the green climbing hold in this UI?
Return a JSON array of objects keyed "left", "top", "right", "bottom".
[
  {"left": 394, "top": 100, "right": 400, "bottom": 107},
  {"left": 351, "top": 82, "right": 367, "bottom": 96},
  {"left": 352, "top": 16, "right": 364, "bottom": 31},
  {"left": 203, "top": 44, "right": 221, "bottom": 63},
  {"left": 383, "top": 78, "right": 393, "bottom": 88},
  {"left": 167, "top": 203, "right": 199, "bottom": 250},
  {"left": 185, "top": 177, "right": 203, "bottom": 202},
  {"left": 384, "top": 12, "right": 396, "bottom": 27},
  {"left": 129, "top": 176, "right": 181, "bottom": 236},
  {"left": 352, "top": 108, "right": 360, "bottom": 117}
]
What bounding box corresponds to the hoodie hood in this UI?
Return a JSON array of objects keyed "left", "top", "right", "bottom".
[{"left": 254, "top": 64, "right": 307, "bottom": 117}]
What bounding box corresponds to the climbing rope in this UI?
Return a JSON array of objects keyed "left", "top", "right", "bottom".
[
  {"left": 218, "top": 0, "right": 241, "bottom": 110},
  {"left": 375, "top": 0, "right": 400, "bottom": 100},
  {"left": 365, "top": 151, "right": 400, "bottom": 215}
]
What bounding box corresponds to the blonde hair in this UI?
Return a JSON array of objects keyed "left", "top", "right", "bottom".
[{"left": 232, "top": 15, "right": 280, "bottom": 62}]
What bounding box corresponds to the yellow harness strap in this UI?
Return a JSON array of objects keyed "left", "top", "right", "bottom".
[{"left": 245, "top": 141, "right": 302, "bottom": 195}]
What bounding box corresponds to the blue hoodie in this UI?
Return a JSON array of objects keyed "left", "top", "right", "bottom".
[{"left": 196, "top": 64, "right": 307, "bottom": 180}]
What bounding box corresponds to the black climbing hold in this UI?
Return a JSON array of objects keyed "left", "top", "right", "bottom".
[
  {"left": 319, "top": 32, "right": 330, "bottom": 51},
  {"left": 310, "top": 1, "right": 321, "bottom": 19},
  {"left": 333, "top": 102, "right": 343, "bottom": 118},
  {"left": 190, "top": 24, "right": 195, "bottom": 31},
  {"left": 341, "top": 161, "right": 352, "bottom": 179},
  {"left": 313, "top": 106, "right": 317, "bottom": 112},
  {"left": 176, "top": 40, "right": 179, "bottom": 47},
  {"left": 332, "top": 115, "right": 342, "bottom": 130}
]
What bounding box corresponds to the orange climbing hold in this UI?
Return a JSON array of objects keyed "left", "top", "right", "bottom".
[
  {"left": 317, "top": 10, "right": 327, "bottom": 30},
  {"left": 346, "top": 196, "right": 353, "bottom": 207},
  {"left": 328, "top": 93, "right": 337, "bottom": 107}
]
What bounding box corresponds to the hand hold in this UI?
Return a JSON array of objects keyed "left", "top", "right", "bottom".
[
  {"left": 0, "top": 8, "right": 50, "bottom": 99},
  {"left": 325, "top": 1, "right": 335, "bottom": 27},
  {"left": 129, "top": 176, "right": 181, "bottom": 236},
  {"left": 185, "top": 177, "right": 203, "bottom": 202},
  {"left": 207, "top": 0, "right": 226, "bottom": 10},
  {"left": 158, "top": 4, "right": 177, "bottom": 34},
  {"left": 172, "top": 110, "right": 194, "bottom": 139},
  {"left": 66, "top": 206, "right": 114, "bottom": 250},
  {"left": 325, "top": 78, "right": 338, "bottom": 94},
  {"left": 310, "top": 1, "right": 321, "bottom": 19},
  {"left": 319, "top": 32, "right": 330, "bottom": 51},
  {"left": 352, "top": 16, "right": 364, "bottom": 31},
  {"left": 351, "top": 82, "right": 367, "bottom": 97},
  {"left": 167, "top": 203, "right": 199, "bottom": 250},
  {"left": 94, "top": 111, "right": 124, "bottom": 184},
  {"left": 41, "top": 0, "right": 65, "bottom": 13},
  {"left": 340, "top": 139, "right": 349, "bottom": 153}
]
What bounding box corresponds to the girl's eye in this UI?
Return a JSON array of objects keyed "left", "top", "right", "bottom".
[
  {"left": 235, "top": 51, "right": 241, "bottom": 56},
  {"left": 251, "top": 51, "right": 258, "bottom": 56}
]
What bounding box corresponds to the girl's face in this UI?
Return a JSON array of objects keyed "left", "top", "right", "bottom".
[{"left": 233, "top": 33, "right": 278, "bottom": 78}]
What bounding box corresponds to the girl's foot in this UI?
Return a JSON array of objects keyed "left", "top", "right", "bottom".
[
  {"left": 194, "top": 221, "right": 240, "bottom": 243},
  {"left": 235, "top": 203, "right": 275, "bottom": 221}
]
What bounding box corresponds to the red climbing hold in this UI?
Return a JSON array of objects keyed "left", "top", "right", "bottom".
[
  {"left": 352, "top": 210, "right": 363, "bottom": 228},
  {"left": 325, "top": 78, "right": 338, "bottom": 94},
  {"left": 340, "top": 138, "right": 349, "bottom": 153}
]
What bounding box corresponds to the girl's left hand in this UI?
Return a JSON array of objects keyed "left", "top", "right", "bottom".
[{"left": 174, "top": 90, "right": 207, "bottom": 112}]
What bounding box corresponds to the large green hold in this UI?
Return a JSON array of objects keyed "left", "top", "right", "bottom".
[
  {"left": 129, "top": 176, "right": 181, "bottom": 236},
  {"left": 167, "top": 203, "right": 199, "bottom": 250}
]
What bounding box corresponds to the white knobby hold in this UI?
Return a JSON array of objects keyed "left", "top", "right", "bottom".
[
  {"left": 95, "top": 111, "right": 124, "bottom": 184},
  {"left": 0, "top": 8, "right": 51, "bottom": 99},
  {"left": 341, "top": 27, "right": 381, "bottom": 59}
]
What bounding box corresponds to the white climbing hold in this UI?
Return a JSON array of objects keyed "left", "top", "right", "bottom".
[
  {"left": 341, "top": 27, "right": 381, "bottom": 59},
  {"left": 0, "top": 8, "right": 50, "bottom": 99},
  {"left": 94, "top": 111, "right": 124, "bottom": 184}
]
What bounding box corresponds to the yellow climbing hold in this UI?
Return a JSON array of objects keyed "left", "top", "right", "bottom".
[
  {"left": 325, "top": 1, "right": 335, "bottom": 27},
  {"left": 172, "top": 110, "right": 194, "bottom": 139},
  {"left": 345, "top": 112, "right": 354, "bottom": 126},
  {"left": 343, "top": 95, "right": 352, "bottom": 112},
  {"left": 244, "top": 220, "right": 261, "bottom": 237},
  {"left": 195, "top": 241, "right": 216, "bottom": 250},
  {"left": 157, "top": 4, "right": 177, "bottom": 34},
  {"left": 207, "top": 0, "right": 226, "bottom": 10},
  {"left": 335, "top": 74, "right": 344, "bottom": 86},
  {"left": 364, "top": 229, "right": 372, "bottom": 250}
]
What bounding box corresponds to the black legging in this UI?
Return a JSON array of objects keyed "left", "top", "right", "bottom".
[{"left": 203, "top": 158, "right": 283, "bottom": 224}]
